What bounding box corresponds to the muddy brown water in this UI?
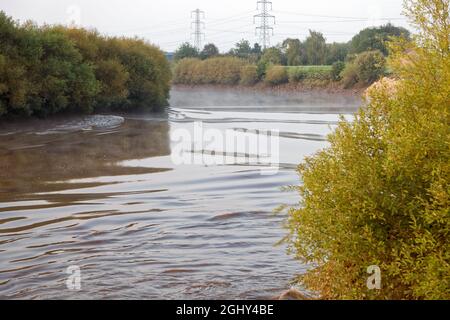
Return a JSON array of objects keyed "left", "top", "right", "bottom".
[{"left": 0, "top": 87, "right": 361, "bottom": 299}]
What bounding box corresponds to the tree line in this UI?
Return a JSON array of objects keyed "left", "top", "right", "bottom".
[
  {"left": 172, "top": 24, "right": 410, "bottom": 88},
  {"left": 174, "top": 23, "right": 410, "bottom": 65},
  {"left": 0, "top": 11, "right": 171, "bottom": 118}
]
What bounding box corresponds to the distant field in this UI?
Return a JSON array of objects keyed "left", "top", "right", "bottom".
[{"left": 285, "top": 65, "right": 333, "bottom": 72}]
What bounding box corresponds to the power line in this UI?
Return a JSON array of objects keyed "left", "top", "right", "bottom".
[
  {"left": 207, "top": 10, "right": 257, "bottom": 26},
  {"left": 277, "top": 17, "right": 405, "bottom": 25},
  {"left": 191, "top": 9, "right": 205, "bottom": 50},
  {"left": 254, "top": 0, "right": 275, "bottom": 49},
  {"left": 273, "top": 9, "right": 406, "bottom": 21},
  {"left": 273, "top": 9, "right": 369, "bottom": 20}
]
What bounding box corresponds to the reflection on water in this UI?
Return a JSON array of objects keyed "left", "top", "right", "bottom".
[{"left": 0, "top": 88, "right": 360, "bottom": 299}]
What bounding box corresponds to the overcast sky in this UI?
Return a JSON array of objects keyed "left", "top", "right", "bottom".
[{"left": 1, "top": 0, "right": 411, "bottom": 52}]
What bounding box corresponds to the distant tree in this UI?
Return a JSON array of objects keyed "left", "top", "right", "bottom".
[
  {"left": 282, "top": 38, "right": 303, "bottom": 66},
  {"left": 200, "top": 43, "right": 219, "bottom": 60},
  {"left": 305, "top": 30, "right": 327, "bottom": 65},
  {"left": 248, "top": 42, "right": 263, "bottom": 62},
  {"left": 252, "top": 43, "right": 262, "bottom": 56},
  {"left": 174, "top": 42, "right": 199, "bottom": 61},
  {"left": 260, "top": 47, "right": 284, "bottom": 65},
  {"left": 326, "top": 42, "right": 350, "bottom": 64},
  {"left": 229, "top": 39, "right": 253, "bottom": 59},
  {"left": 350, "top": 23, "right": 411, "bottom": 55}
]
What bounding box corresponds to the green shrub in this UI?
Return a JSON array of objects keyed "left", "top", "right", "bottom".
[
  {"left": 287, "top": 66, "right": 332, "bottom": 83},
  {"left": 260, "top": 47, "right": 284, "bottom": 65},
  {"left": 240, "top": 65, "right": 259, "bottom": 85},
  {"left": 94, "top": 59, "right": 129, "bottom": 107},
  {"left": 340, "top": 62, "right": 359, "bottom": 88},
  {"left": 354, "top": 50, "right": 386, "bottom": 84},
  {"left": 256, "top": 60, "right": 269, "bottom": 79},
  {"left": 264, "top": 66, "right": 288, "bottom": 85},
  {"left": 287, "top": 68, "right": 307, "bottom": 83},
  {"left": 285, "top": 0, "right": 450, "bottom": 300},
  {"left": 331, "top": 61, "right": 346, "bottom": 81},
  {"left": 116, "top": 38, "right": 171, "bottom": 109},
  {"left": 340, "top": 50, "right": 386, "bottom": 88}
]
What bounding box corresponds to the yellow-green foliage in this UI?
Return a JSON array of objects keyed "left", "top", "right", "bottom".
[
  {"left": 286, "top": 0, "right": 450, "bottom": 300},
  {"left": 172, "top": 58, "right": 201, "bottom": 85},
  {"left": 240, "top": 65, "right": 259, "bottom": 85},
  {"left": 0, "top": 12, "right": 171, "bottom": 118},
  {"left": 173, "top": 57, "right": 248, "bottom": 85},
  {"left": 264, "top": 66, "right": 289, "bottom": 85},
  {"left": 287, "top": 66, "right": 333, "bottom": 83}
]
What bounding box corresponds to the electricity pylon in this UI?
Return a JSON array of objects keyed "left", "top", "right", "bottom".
[
  {"left": 254, "top": 0, "right": 275, "bottom": 49},
  {"left": 191, "top": 9, "right": 205, "bottom": 50}
]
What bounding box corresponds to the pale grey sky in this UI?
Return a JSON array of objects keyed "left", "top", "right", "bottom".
[{"left": 1, "top": 0, "right": 411, "bottom": 52}]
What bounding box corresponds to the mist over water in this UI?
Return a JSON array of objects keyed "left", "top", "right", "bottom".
[{"left": 0, "top": 87, "right": 360, "bottom": 299}]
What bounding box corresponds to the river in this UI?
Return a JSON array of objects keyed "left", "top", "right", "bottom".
[{"left": 0, "top": 87, "right": 361, "bottom": 299}]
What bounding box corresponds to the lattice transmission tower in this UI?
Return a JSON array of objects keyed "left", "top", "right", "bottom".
[
  {"left": 253, "top": 0, "right": 275, "bottom": 49},
  {"left": 191, "top": 9, "right": 205, "bottom": 50}
]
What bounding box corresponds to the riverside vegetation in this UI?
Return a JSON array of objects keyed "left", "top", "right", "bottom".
[
  {"left": 0, "top": 12, "right": 171, "bottom": 118},
  {"left": 172, "top": 23, "right": 409, "bottom": 90},
  {"left": 285, "top": 0, "right": 450, "bottom": 300},
  {"left": 0, "top": 0, "right": 448, "bottom": 301}
]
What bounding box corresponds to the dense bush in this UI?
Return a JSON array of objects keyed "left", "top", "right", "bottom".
[
  {"left": 354, "top": 50, "right": 386, "bottom": 84},
  {"left": 287, "top": 66, "right": 332, "bottom": 83},
  {"left": 340, "top": 61, "right": 360, "bottom": 88},
  {"left": 0, "top": 12, "right": 171, "bottom": 118},
  {"left": 173, "top": 56, "right": 247, "bottom": 85},
  {"left": 331, "top": 61, "right": 346, "bottom": 81},
  {"left": 341, "top": 51, "right": 386, "bottom": 88},
  {"left": 260, "top": 47, "right": 284, "bottom": 66},
  {"left": 240, "top": 65, "right": 259, "bottom": 86},
  {"left": 285, "top": 0, "right": 450, "bottom": 300},
  {"left": 172, "top": 58, "right": 200, "bottom": 85},
  {"left": 264, "top": 66, "right": 288, "bottom": 85}
]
